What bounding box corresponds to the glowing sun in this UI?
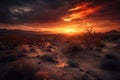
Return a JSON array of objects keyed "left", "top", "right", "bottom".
[
  {"left": 62, "top": 28, "right": 78, "bottom": 35},
  {"left": 64, "top": 28, "right": 75, "bottom": 33},
  {"left": 38, "top": 27, "right": 81, "bottom": 35}
]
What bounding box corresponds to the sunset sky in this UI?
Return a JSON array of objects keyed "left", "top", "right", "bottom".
[{"left": 0, "top": 0, "right": 120, "bottom": 33}]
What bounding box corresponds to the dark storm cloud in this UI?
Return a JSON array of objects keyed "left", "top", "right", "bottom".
[
  {"left": 0, "top": 0, "right": 78, "bottom": 24},
  {"left": 0, "top": 0, "right": 119, "bottom": 24},
  {"left": 87, "top": 0, "right": 120, "bottom": 21},
  {"left": 0, "top": 0, "right": 33, "bottom": 24}
]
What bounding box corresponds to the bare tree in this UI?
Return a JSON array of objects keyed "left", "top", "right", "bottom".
[{"left": 81, "top": 27, "right": 98, "bottom": 50}]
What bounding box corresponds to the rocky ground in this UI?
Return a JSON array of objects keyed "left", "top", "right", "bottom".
[{"left": 0, "top": 39, "right": 120, "bottom": 80}]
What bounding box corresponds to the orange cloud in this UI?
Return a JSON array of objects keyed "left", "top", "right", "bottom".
[
  {"left": 68, "top": 2, "right": 91, "bottom": 11},
  {"left": 63, "top": 2, "right": 103, "bottom": 22}
]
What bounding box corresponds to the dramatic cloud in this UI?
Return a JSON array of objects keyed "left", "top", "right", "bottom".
[
  {"left": 0, "top": 0, "right": 118, "bottom": 23},
  {"left": 0, "top": 0, "right": 120, "bottom": 32},
  {"left": 0, "top": 0, "right": 71, "bottom": 23}
]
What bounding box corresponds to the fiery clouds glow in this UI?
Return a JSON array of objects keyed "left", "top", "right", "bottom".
[
  {"left": 0, "top": 0, "right": 120, "bottom": 33},
  {"left": 63, "top": 2, "right": 103, "bottom": 22}
]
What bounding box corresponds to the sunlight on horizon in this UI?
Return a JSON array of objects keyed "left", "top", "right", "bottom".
[{"left": 38, "top": 27, "right": 83, "bottom": 35}]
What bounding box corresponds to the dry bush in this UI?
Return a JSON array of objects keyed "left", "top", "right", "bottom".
[
  {"left": 2, "top": 60, "right": 39, "bottom": 80},
  {"left": 100, "top": 54, "right": 120, "bottom": 71},
  {"left": 40, "top": 55, "right": 58, "bottom": 63},
  {"left": 34, "top": 72, "right": 51, "bottom": 80},
  {"left": 80, "top": 71, "right": 102, "bottom": 80},
  {"left": 17, "top": 50, "right": 27, "bottom": 58},
  {"left": 33, "top": 71, "right": 61, "bottom": 80},
  {"left": 81, "top": 27, "right": 102, "bottom": 50},
  {"left": 95, "top": 47, "right": 102, "bottom": 52},
  {"left": 114, "top": 42, "right": 120, "bottom": 50},
  {"left": 0, "top": 53, "right": 18, "bottom": 63},
  {"left": 96, "top": 42, "right": 105, "bottom": 48},
  {"left": 104, "top": 54, "right": 119, "bottom": 60},
  {"left": 67, "top": 60, "right": 79, "bottom": 68},
  {"left": 63, "top": 44, "right": 84, "bottom": 57},
  {"left": 29, "top": 48, "right": 36, "bottom": 52}
]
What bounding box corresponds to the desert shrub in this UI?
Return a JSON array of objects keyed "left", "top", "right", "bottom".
[
  {"left": 96, "top": 42, "right": 105, "bottom": 48},
  {"left": 95, "top": 48, "right": 102, "bottom": 52},
  {"left": 19, "top": 49, "right": 28, "bottom": 53},
  {"left": 114, "top": 43, "right": 120, "bottom": 50},
  {"left": 30, "top": 48, "right": 36, "bottom": 52},
  {"left": 100, "top": 54, "right": 120, "bottom": 71},
  {"left": 33, "top": 71, "right": 60, "bottom": 80},
  {"left": 46, "top": 49, "right": 52, "bottom": 52},
  {"left": 86, "top": 70, "right": 102, "bottom": 80},
  {"left": 69, "top": 45, "right": 83, "bottom": 53},
  {"left": 2, "top": 60, "right": 39, "bottom": 80},
  {"left": 81, "top": 73, "right": 102, "bottom": 80},
  {"left": 40, "top": 55, "right": 58, "bottom": 63},
  {"left": 67, "top": 60, "right": 79, "bottom": 68},
  {"left": 29, "top": 45, "right": 32, "bottom": 47},
  {"left": 34, "top": 72, "right": 51, "bottom": 80},
  {"left": 17, "top": 50, "right": 27, "bottom": 58},
  {"left": 17, "top": 52, "right": 26, "bottom": 58},
  {"left": 0, "top": 54, "right": 18, "bottom": 63},
  {"left": 104, "top": 54, "right": 119, "bottom": 60},
  {"left": 81, "top": 27, "right": 102, "bottom": 51},
  {"left": 0, "top": 43, "right": 16, "bottom": 50},
  {"left": 86, "top": 70, "right": 96, "bottom": 76},
  {"left": 46, "top": 45, "right": 52, "bottom": 48},
  {"left": 63, "top": 44, "right": 84, "bottom": 57},
  {"left": 81, "top": 75, "right": 92, "bottom": 80}
]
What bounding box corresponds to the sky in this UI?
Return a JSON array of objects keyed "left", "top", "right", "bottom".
[{"left": 0, "top": 0, "right": 120, "bottom": 33}]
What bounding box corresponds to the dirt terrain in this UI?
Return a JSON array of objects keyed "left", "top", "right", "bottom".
[{"left": 0, "top": 29, "right": 120, "bottom": 80}]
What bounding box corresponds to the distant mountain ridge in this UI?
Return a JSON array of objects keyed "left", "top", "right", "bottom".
[
  {"left": 0, "top": 29, "right": 42, "bottom": 35},
  {"left": 105, "top": 30, "right": 120, "bottom": 34},
  {"left": 0, "top": 29, "right": 120, "bottom": 36}
]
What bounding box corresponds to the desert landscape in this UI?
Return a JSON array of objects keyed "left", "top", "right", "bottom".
[
  {"left": 0, "top": 0, "right": 120, "bottom": 80},
  {"left": 0, "top": 29, "right": 120, "bottom": 80}
]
